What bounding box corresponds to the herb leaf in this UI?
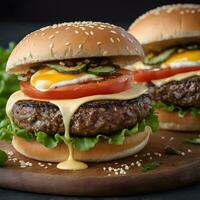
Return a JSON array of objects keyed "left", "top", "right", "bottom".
[
  {"left": 185, "top": 138, "right": 200, "bottom": 145},
  {"left": 140, "top": 161, "right": 160, "bottom": 172},
  {"left": 0, "top": 149, "right": 8, "bottom": 167},
  {"left": 164, "top": 145, "right": 184, "bottom": 155}
]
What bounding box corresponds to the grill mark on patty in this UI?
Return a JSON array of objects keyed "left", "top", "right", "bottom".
[{"left": 11, "top": 94, "right": 152, "bottom": 137}]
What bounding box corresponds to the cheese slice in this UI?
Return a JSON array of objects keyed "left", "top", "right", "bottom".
[
  {"left": 152, "top": 70, "right": 200, "bottom": 87},
  {"left": 6, "top": 84, "right": 147, "bottom": 170}
]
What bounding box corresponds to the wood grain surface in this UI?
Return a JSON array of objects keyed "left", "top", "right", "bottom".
[{"left": 0, "top": 130, "right": 199, "bottom": 196}]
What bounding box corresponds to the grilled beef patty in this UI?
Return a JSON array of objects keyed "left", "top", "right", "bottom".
[
  {"left": 148, "top": 76, "right": 200, "bottom": 108},
  {"left": 11, "top": 94, "right": 152, "bottom": 137}
]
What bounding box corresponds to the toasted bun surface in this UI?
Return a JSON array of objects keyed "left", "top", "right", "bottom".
[
  {"left": 128, "top": 4, "right": 200, "bottom": 52},
  {"left": 12, "top": 127, "right": 151, "bottom": 162},
  {"left": 7, "top": 21, "right": 144, "bottom": 74},
  {"left": 156, "top": 109, "right": 200, "bottom": 132}
]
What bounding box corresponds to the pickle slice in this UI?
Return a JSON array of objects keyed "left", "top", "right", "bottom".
[
  {"left": 87, "top": 66, "right": 116, "bottom": 76},
  {"left": 47, "top": 63, "right": 86, "bottom": 74}
]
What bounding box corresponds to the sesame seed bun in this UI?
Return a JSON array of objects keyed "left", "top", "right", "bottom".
[
  {"left": 12, "top": 127, "right": 151, "bottom": 163},
  {"left": 156, "top": 109, "right": 200, "bottom": 132},
  {"left": 128, "top": 4, "right": 200, "bottom": 52},
  {"left": 6, "top": 21, "right": 144, "bottom": 74}
]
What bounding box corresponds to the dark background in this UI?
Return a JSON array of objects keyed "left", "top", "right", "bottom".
[{"left": 0, "top": 0, "right": 199, "bottom": 47}]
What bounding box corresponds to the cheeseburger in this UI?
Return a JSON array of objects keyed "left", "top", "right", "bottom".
[
  {"left": 4, "top": 22, "right": 158, "bottom": 170},
  {"left": 128, "top": 4, "right": 200, "bottom": 132}
]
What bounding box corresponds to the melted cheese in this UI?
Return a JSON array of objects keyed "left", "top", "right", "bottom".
[
  {"left": 6, "top": 84, "right": 147, "bottom": 170},
  {"left": 152, "top": 70, "right": 200, "bottom": 87},
  {"left": 31, "top": 68, "right": 99, "bottom": 91}
]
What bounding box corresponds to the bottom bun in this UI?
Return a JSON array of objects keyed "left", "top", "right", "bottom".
[
  {"left": 12, "top": 127, "right": 151, "bottom": 163},
  {"left": 156, "top": 109, "right": 200, "bottom": 132}
]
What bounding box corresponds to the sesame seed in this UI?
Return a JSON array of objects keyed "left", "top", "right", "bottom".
[
  {"left": 103, "top": 51, "right": 108, "bottom": 56},
  {"left": 108, "top": 174, "right": 111, "bottom": 176},
  {"left": 85, "top": 31, "right": 89, "bottom": 36},
  {"left": 49, "top": 43, "right": 54, "bottom": 48},
  {"left": 80, "top": 27, "right": 86, "bottom": 30},
  {"left": 55, "top": 31, "right": 59, "bottom": 34},
  {"left": 116, "top": 38, "right": 120, "bottom": 42},
  {"left": 111, "top": 30, "right": 117, "bottom": 34},
  {"left": 125, "top": 166, "right": 130, "bottom": 170},
  {"left": 78, "top": 44, "right": 83, "bottom": 49},
  {"left": 90, "top": 31, "right": 94, "bottom": 35},
  {"left": 48, "top": 35, "right": 55, "bottom": 39},
  {"left": 149, "top": 157, "right": 153, "bottom": 160},
  {"left": 41, "top": 32, "right": 46, "bottom": 36},
  {"left": 181, "top": 152, "right": 185, "bottom": 156},
  {"left": 161, "top": 136, "right": 165, "bottom": 139},
  {"left": 115, "top": 172, "right": 119, "bottom": 175},
  {"left": 75, "top": 30, "right": 79, "bottom": 34},
  {"left": 188, "top": 149, "right": 192, "bottom": 153},
  {"left": 97, "top": 41, "right": 101, "bottom": 45},
  {"left": 98, "top": 27, "right": 104, "bottom": 30},
  {"left": 169, "top": 137, "right": 174, "bottom": 141},
  {"left": 65, "top": 42, "right": 70, "bottom": 46},
  {"left": 65, "top": 27, "right": 69, "bottom": 30},
  {"left": 134, "top": 154, "right": 138, "bottom": 158},
  {"left": 180, "top": 11, "right": 185, "bottom": 15},
  {"left": 103, "top": 167, "right": 106, "bottom": 171},
  {"left": 147, "top": 153, "right": 151, "bottom": 156},
  {"left": 110, "top": 37, "right": 114, "bottom": 43}
]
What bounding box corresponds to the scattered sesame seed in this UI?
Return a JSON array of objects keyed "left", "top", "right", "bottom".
[
  {"left": 188, "top": 149, "right": 192, "bottom": 153},
  {"left": 55, "top": 31, "right": 59, "bottom": 34},
  {"left": 149, "top": 157, "right": 153, "bottom": 160},
  {"left": 125, "top": 166, "right": 130, "bottom": 170},
  {"left": 169, "top": 137, "right": 174, "bottom": 141},
  {"left": 103, "top": 167, "right": 106, "bottom": 171},
  {"left": 90, "top": 31, "right": 94, "bottom": 35},
  {"left": 147, "top": 153, "right": 151, "bottom": 156},
  {"left": 134, "top": 154, "right": 138, "bottom": 158},
  {"left": 115, "top": 172, "right": 119, "bottom": 175},
  {"left": 85, "top": 31, "right": 89, "bottom": 36},
  {"left": 75, "top": 30, "right": 79, "bottom": 34},
  {"left": 181, "top": 152, "right": 186, "bottom": 156},
  {"left": 161, "top": 136, "right": 165, "bottom": 139},
  {"left": 108, "top": 174, "right": 111, "bottom": 176}
]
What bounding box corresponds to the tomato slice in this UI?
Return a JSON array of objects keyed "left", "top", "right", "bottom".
[
  {"left": 20, "top": 69, "right": 132, "bottom": 99},
  {"left": 133, "top": 66, "right": 200, "bottom": 82}
]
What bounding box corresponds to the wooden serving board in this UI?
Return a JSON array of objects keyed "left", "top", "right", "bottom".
[{"left": 0, "top": 130, "right": 200, "bottom": 196}]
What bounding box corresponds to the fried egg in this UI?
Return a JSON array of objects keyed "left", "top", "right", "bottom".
[
  {"left": 31, "top": 68, "right": 101, "bottom": 91},
  {"left": 161, "top": 50, "right": 200, "bottom": 68}
]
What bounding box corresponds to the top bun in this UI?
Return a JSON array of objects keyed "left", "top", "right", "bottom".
[
  {"left": 128, "top": 4, "right": 200, "bottom": 52},
  {"left": 6, "top": 21, "right": 144, "bottom": 74}
]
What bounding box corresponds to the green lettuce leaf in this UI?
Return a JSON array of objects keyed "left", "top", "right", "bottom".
[
  {"left": 0, "top": 42, "right": 19, "bottom": 120},
  {"left": 0, "top": 112, "right": 158, "bottom": 152},
  {"left": 153, "top": 101, "right": 200, "bottom": 118}
]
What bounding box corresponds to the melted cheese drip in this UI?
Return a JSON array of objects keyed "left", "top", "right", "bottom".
[
  {"left": 152, "top": 70, "right": 200, "bottom": 87},
  {"left": 6, "top": 84, "right": 147, "bottom": 170}
]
